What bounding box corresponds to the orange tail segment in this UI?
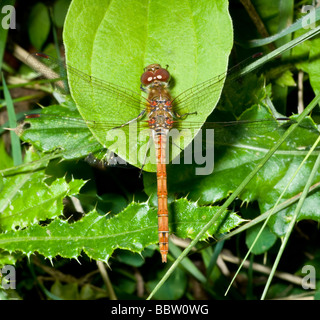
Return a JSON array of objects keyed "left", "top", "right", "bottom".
[{"left": 156, "top": 133, "right": 169, "bottom": 263}]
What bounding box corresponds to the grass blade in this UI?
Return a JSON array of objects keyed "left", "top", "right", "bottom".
[
  {"left": 249, "top": 6, "right": 320, "bottom": 47},
  {"left": 2, "top": 74, "right": 22, "bottom": 166}
]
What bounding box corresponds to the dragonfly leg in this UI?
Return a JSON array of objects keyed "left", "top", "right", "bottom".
[
  {"left": 112, "top": 109, "right": 146, "bottom": 129},
  {"left": 174, "top": 111, "right": 197, "bottom": 120}
]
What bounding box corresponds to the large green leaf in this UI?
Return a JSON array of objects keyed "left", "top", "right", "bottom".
[{"left": 63, "top": 0, "right": 233, "bottom": 172}]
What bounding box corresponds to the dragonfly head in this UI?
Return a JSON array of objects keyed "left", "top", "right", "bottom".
[{"left": 141, "top": 63, "right": 170, "bottom": 87}]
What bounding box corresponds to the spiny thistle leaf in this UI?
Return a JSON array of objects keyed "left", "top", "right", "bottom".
[{"left": 0, "top": 198, "right": 243, "bottom": 262}]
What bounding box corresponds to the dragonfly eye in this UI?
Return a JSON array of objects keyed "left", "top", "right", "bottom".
[
  {"left": 155, "top": 68, "right": 170, "bottom": 82},
  {"left": 141, "top": 67, "right": 171, "bottom": 86},
  {"left": 141, "top": 71, "right": 154, "bottom": 86}
]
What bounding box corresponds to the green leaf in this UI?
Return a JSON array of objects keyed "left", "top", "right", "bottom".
[
  {"left": 116, "top": 251, "right": 145, "bottom": 267},
  {"left": 268, "top": 192, "right": 320, "bottom": 236},
  {"left": 171, "top": 199, "right": 244, "bottom": 239},
  {"left": 0, "top": 198, "right": 242, "bottom": 261},
  {"left": 292, "top": 20, "right": 320, "bottom": 96},
  {"left": 308, "top": 37, "right": 320, "bottom": 95},
  {"left": 245, "top": 224, "right": 277, "bottom": 255},
  {"left": 28, "top": 2, "right": 51, "bottom": 50},
  {"left": 63, "top": 0, "right": 233, "bottom": 172},
  {"left": 50, "top": 281, "right": 79, "bottom": 300},
  {"left": 19, "top": 100, "right": 105, "bottom": 160},
  {"left": 274, "top": 69, "right": 296, "bottom": 87},
  {"left": 0, "top": 149, "right": 85, "bottom": 231},
  {"left": 53, "top": 0, "right": 71, "bottom": 28},
  {"left": 0, "top": 139, "right": 13, "bottom": 170},
  {"left": 169, "top": 242, "right": 207, "bottom": 283},
  {"left": 50, "top": 281, "right": 108, "bottom": 300},
  {"left": 0, "top": 249, "right": 23, "bottom": 269},
  {"left": 146, "top": 265, "right": 187, "bottom": 300}
]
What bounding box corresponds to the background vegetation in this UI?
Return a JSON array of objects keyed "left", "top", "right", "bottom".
[{"left": 1, "top": 0, "right": 320, "bottom": 300}]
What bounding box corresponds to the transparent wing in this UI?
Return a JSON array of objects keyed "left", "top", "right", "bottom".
[
  {"left": 26, "top": 53, "right": 149, "bottom": 116},
  {"left": 171, "top": 54, "right": 262, "bottom": 115}
]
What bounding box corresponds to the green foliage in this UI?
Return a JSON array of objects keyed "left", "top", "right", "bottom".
[
  {"left": 146, "top": 266, "right": 187, "bottom": 300},
  {"left": 28, "top": 3, "right": 51, "bottom": 50},
  {"left": 0, "top": 140, "right": 13, "bottom": 170},
  {"left": 1, "top": 0, "right": 320, "bottom": 300},
  {"left": 53, "top": 0, "right": 71, "bottom": 28},
  {"left": 20, "top": 100, "right": 103, "bottom": 159},
  {"left": 50, "top": 281, "right": 108, "bottom": 300},
  {"left": 0, "top": 149, "right": 85, "bottom": 231}
]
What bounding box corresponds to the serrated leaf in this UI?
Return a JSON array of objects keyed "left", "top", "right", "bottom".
[
  {"left": 0, "top": 198, "right": 243, "bottom": 261},
  {"left": 172, "top": 199, "right": 244, "bottom": 240},
  {"left": 0, "top": 249, "right": 22, "bottom": 269},
  {"left": 0, "top": 149, "right": 86, "bottom": 231}
]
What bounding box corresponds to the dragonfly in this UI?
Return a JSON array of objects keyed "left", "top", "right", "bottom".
[{"left": 24, "top": 52, "right": 294, "bottom": 263}]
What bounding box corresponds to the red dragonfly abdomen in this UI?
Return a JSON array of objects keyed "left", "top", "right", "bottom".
[{"left": 155, "top": 132, "right": 169, "bottom": 263}]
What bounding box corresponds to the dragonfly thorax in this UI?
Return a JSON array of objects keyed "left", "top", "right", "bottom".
[{"left": 148, "top": 105, "right": 174, "bottom": 130}]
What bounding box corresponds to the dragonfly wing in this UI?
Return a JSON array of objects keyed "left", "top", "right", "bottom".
[
  {"left": 171, "top": 54, "right": 264, "bottom": 118},
  {"left": 171, "top": 70, "right": 227, "bottom": 117},
  {"left": 27, "top": 53, "right": 148, "bottom": 123}
]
